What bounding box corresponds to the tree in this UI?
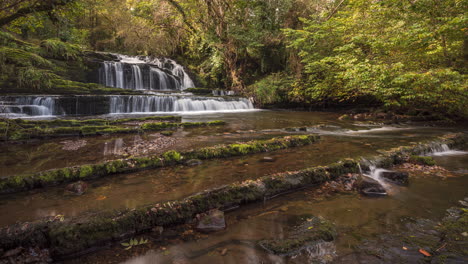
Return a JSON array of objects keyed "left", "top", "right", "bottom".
[{"left": 0, "top": 0, "right": 76, "bottom": 27}]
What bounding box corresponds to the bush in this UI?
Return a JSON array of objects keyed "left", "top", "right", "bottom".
[
  {"left": 18, "top": 67, "right": 58, "bottom": 90},
  {"left": 40, "top": 39, "right": 82, "bottom": 61},
  {"left": 248, "top": 72, "right": 292, "bottom": 106}
]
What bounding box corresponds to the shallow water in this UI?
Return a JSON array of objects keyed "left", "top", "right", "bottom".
[
  {"left": 0, "top": 110, "right": 467, "bottom": 263},
  {"left": 65, "top": 153, "right": 468, "bottom": 264}
]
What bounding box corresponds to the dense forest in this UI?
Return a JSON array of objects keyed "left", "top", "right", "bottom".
[{"left": 0, "top": 0, "right": 467, "bottom": 118}]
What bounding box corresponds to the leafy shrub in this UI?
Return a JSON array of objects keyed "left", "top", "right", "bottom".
[
  {"left": 40, "top": 39, "right": 82, "bottom": 61},
  {"left": 18, "top": 67, "right": 58, "bottom": 90},
  {"left": 248, "top": 72, "right": 293, "bottom": 106}
]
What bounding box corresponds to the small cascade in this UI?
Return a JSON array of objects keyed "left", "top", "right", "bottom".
[
  {"left": 98, "top": 55, "right": 194, "bottom": 91},
  {"left": 429, "top": 144, "right": 468, "bottom": 156},
  {"left": 109, "top": 95, "right": 254, "bottom": 113},
  {"left": 0, "top": 96, "right": 60, "bottom": 117},
  {"left": 364, "top": 165, "right": 391, "bottom": 189},
  {"left": 212, "top": 90, "right": 235, "bottom": 96}
]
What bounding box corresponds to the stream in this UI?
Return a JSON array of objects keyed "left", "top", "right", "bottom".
[{"left": 0, "top": 110, "right": 467, "bottom": 263}]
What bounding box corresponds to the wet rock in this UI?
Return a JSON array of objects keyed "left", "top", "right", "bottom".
[
  {"left": 2, "top": 247, "right": 23, "bottom": 258},
  {"left": 61, "top": 139, "right": 87, "bottom": 151},
  {"left": 259, "top": 215, "right": 336, "bottom": 256},
  {"left": 338, "top": 114, "right": 351, "bottom": 121},
  {"left": 186, "top": 159, "right": 203, "bottom": 166},
  {"left": 261, "top": 157, "right": 275, "bottom": 162},
  {"left": 195, "top": 209, "right": 226, "bottom": 233},
  {"left": 65, "top": 181, "right": 88, "bottom": 195},
  {"left": 358, "top": 176, "right": 387, "bottom": 197},
  {"left": 381, "top": 171, "right": 409, "bottom": 185},
  {"left": 0, "top": 247, "right": 51, "bottom": 263}
]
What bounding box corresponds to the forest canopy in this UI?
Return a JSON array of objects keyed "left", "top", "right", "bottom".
[{"left": 0, "top": 0, "right": 467, "bottom": 118}]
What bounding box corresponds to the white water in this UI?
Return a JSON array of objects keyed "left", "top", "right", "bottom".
[
  {"left": 109, "top": 95, "right": 254, "bottom": 114},
  {"left": 428, "top": 144, "right": 468, "bottom": 156},
  {"left": 99, "top": 55, "right": 194, "bottom": 91},
  {"left": 362, "top": 164, "right": 391, "bottom": 189},
  {"left": 0, "top": 97, "right": 59, "bottom": 117}
]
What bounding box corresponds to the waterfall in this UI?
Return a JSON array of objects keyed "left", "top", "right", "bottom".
[
  {"left": 212, "top": 90, "right": 235, "bottom": 96},
  {"left": 98, "top": 55, "right": 194, "bottom": 91},
  {"left": 429, "top": 144, "right": 468, "bottom": 156},
  {"left": 0, "top": 96, "right": 59, "bottom": 116},
  {"left": 1, "top": 95, "right": 255, "bottom": 116},
  {"left": 109, "top": 95, "right": 254, "bottom": 113}
]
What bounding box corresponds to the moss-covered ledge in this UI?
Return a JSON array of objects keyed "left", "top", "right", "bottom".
[
  {"left": 0, "top": 118, "right": 224, "bottom": 141},
  {"left": 359, "top": 132, "right": 468, "bottom": 170},
  {"left": 0, "top": 159, "right": 351, "bottom": 258},
  {"left": 0, "top": 135, "right": 320, "bottom": 194},
  {"left": 0, "top": 133, "right": 466, "bottom": 258}
]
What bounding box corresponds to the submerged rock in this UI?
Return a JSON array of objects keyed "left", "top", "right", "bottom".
[
  {"left": 65, "top": 181, "right": 88, "bottom": 195},
  {"left": 195, "top": 209, "right": 226, "bottom": 232},
  {"left": 381, "top": 171, "right": 409, "bottom": 185},
  {"left": 261, "top": 157, "right": 276, "bottom": 162},
  {"left": 186, "top": 159, "right": 203, "bottom": 166},
  {"left": 358, "top": 176, "right": 387, "bottom": 197},
  {"left": 259, "top": 215, "right": 337, "bottom": 256}
]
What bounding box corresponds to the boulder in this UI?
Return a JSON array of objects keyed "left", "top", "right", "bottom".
[
  {"left": 195, "top": 209, "right": 226, "bottom": 232},
  {"left": 381, "top": 171, "right": 409, "bottom": 185},
  {"left": 259, "top": 215, "right": 336, "bottom": 256},
  {"left": 65, "top": 181, "right": 88, "bottom": 195},
  {"left": 358, "top": 176, "right": 387, "bottom": 197}
]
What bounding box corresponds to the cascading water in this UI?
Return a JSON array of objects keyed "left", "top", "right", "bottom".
[
  {"left": 428, "top": 144, "right": 468, "bottom": 156},
  {"left": 109, "top": 95, "right": 254, "bottom": 113},
  {"left": 98, "top": 55, "right": 194, "bottom": 91},
  {"left": 0, "top": 95, "right": 255, "bottom": 116},
  {"left": 0, "top": 96, "right": 60, "bottom": 117}
]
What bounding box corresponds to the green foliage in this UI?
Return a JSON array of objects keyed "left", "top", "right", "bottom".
[
  {"left": 0, "top": 47, "right": 52, "bottom": 68},
  {"left": 284, "top": 0, "right": 468, "bottom": 118},
  {"left": 248, "top": 72, "right": 293, "bottom": 106},
  {"left": 18, "top": 67, "right": 57, "bottom": 90},
  {"left": 121, "top": 238, "right": 148, "bottom": 250},
  {"left": 40, "top": 39, "right": 82, "bottom": 61}
]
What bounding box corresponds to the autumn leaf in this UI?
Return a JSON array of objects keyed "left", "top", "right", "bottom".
[
  {"left": 96, "top": 195, "right": 107, "bottom": 200},
  {"left": 419, "top": 249, "right": 431, "bottom": 257}
]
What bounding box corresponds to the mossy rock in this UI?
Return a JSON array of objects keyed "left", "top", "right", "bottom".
[
  {"left": 185, "top": 88, "right": 213, "bottom": 95},
  {"left": 259, "top": 215, "right": 337, "bottom": 256},
  {"left": 409, "top": 155, "right": 436, "bottom": 166}
]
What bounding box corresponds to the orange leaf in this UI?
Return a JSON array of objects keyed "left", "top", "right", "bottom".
[
  {"left": 96, "top": 195, "right": 107, "bottom": 200},
  {"left": 419, "top": 249, "right": 431, "bottom": 257}
]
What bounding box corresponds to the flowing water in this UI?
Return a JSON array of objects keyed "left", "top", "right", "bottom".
[
  {"left": 0, "top": 110, "right": 467, "bottom": 263},
  {"left": 98, "top": 55, "right": 194, "bottom": 91}
]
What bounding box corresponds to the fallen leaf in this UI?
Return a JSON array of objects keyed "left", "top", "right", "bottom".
[
  {"left": 220, "top": 248, "right": 228, "bottom": 256},
  {"left": 419, "top": 249, "right": 431, "bottom": 257},
  {"left": 96, "top": 195, "right": 107, "bottom": 200}
]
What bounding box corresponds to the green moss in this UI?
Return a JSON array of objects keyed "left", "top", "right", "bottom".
[
  {"left": 141, "top": 122, "right": 178, "bottom": 131},
  {"left": 185, "top": 88, "right": 213, "bottom": 95},
  {"left": 160, "top": 130, "right": 174, "bottom": 136},
  {"left": 162, "top": 150, "right": 182, "bottom": 163},
  {"left": 79, "top": 165, "right": 94, "bottom": 178},
  {"left": 0, "top": 47, "right": 53, "bottom": 68},
  {"left": 409, "top": 155, "right": 436, "bottom": 166}
]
